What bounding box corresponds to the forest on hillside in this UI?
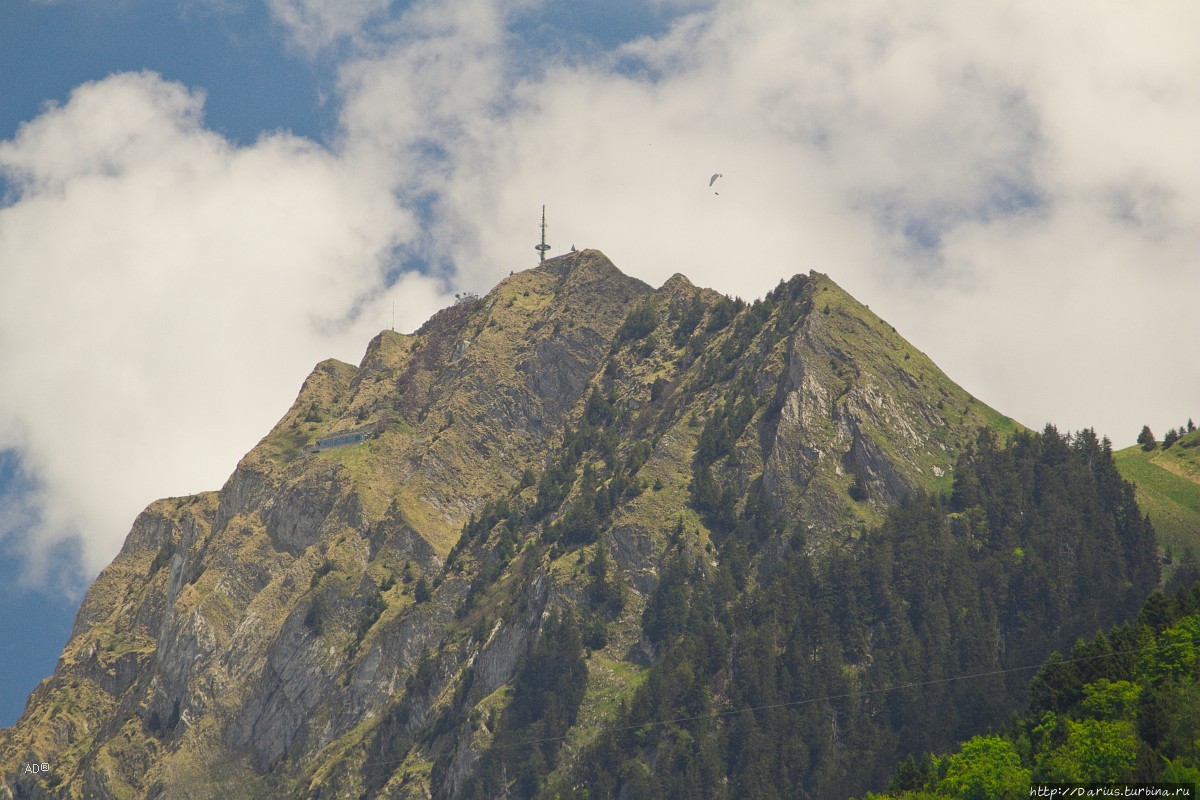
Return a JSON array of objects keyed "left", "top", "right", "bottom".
[
  {"left": 455, "top": 426, "right": 1160, "bottom": 799},
  {"left": 863, "top": 581, "right": 1200, "bottom": 798}
]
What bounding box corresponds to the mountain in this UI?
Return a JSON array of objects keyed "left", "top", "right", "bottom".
[
  {"left": 1114, "top": 426, "right": 1200, "bottom": 580},
  {"left": 0, "top": 250, "right": 1154, "bottom": 799}
]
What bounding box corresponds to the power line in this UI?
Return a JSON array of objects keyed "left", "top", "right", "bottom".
[
  {"left": 152, "top": 630, "right": 1200, "bottom": 790},
  {"left": 473, "top": 632, "right": 1200, "bottom": 755}
]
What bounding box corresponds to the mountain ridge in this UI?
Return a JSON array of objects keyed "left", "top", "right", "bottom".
[{"left": 5, "top": 249, "right": 1114, "bottom": 800}]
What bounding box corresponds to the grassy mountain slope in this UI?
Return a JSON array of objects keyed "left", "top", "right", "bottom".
[
  {"left": 1, "top": 251, "right": 651, "bottom": 799},
  {"left": 541, "top": 425, "right": 1157, "bottom": 799},
  {"left": 1115, "top": 427, "right": 1200, "bottom": 576},
  {"left": 6, "top": 251, "right": 1120, "bottom": 800}
]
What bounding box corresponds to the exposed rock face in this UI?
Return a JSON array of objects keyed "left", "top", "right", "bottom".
[{"left": 0, "top": 251, "right": 1015, "bottom": 799}]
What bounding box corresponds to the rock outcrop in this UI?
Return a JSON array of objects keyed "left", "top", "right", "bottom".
[{"left": 0, "top": 250, "right": 1018, "bottom": 799}]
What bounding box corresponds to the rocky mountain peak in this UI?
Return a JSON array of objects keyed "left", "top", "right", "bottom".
[
  {"left": 1, "top": 251, "right": 1028, "bottom": 800},
  {"left": 659, "top": 272, "right": 694, "bottom": 293}
]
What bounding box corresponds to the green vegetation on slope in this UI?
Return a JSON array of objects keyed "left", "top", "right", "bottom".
[
  {"left": 340, "top": 269, "right": 1031, "bottom": 799},
  {"left": 4, "top": 254, "right": 1128, "bottom": 800},
  {"left": 351, "top": 273, "right": 1119, "bottom": 800},
  {"left": 862, "top": 582, "right": 1200, "bottom": 799},
  {"left": 555, "top": 426, "right": 1158, "bottom": 800},
  {"left": 1116, "top": 425, "right": 1200, "bottom": 580}
]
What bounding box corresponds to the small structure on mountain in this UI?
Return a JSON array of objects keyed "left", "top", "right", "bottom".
[
  {"left": 535, "top": 205, "right": 551, "bottom": 263},
  {"left": 305, "top": 421, "right": 384, "bottom": 453}
]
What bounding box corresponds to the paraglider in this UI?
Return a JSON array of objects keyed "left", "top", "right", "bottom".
[{"left": 709, "top": 173, "right": 722, "bottom": 187}]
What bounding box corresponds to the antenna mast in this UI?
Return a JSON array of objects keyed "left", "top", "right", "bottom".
[{"left": 535, "top": 205, "right": 550, "bottom": 263}]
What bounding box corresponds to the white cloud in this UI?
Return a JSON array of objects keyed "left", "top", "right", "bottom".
[
  {"left": 325, "top": 0, "right": 1197, "bottom": 442},
  {"left": 4, "top": 0, "right": 1198, "bottom": 586},
  {"left": 264, "top": 0, "right": 393, "bottom": 52},
  {"left": 0, "top": 71, "right": 449, "bottom": 581}
]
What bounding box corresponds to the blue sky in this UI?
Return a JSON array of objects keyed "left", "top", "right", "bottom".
[
  {"left": 1, "top": 0, "right": 1198, "bottom": 726},
  {"left": 0, "top": 1, "right": 330, "bottom": 145},
  {"left": 0, "top": 452, "right": 75, "bottom": 725},
  {"left": 2, "top": 0, "right": 336, "bottom": 727},
  {"left": 0, "top": 0, "right": 689, "bottom": 727}
]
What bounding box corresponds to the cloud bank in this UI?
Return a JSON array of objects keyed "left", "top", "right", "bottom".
[
  {"left": 325, "top": 0, "right": 1197, "bottom": 442},
  {"left": 0, "top": 71, "right": 447, "bottom": 581},
  {"left": 2, "top": 0, "right": 1197, "bottom": 586}
]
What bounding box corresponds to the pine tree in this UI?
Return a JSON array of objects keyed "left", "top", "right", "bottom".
[{"left": 1137, "top": 425, "right": 1156, "bottom": 451}]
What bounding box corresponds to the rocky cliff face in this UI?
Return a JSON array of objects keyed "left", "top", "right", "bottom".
[{"left": 0, "top": 250, "right": 1016, "bottom": 799}]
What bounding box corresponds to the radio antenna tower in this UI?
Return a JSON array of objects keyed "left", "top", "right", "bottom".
[{"left": 535, "top": 205, "right": 551, "bottom": 263}]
